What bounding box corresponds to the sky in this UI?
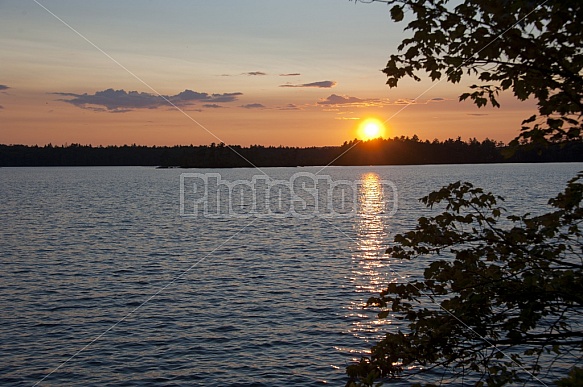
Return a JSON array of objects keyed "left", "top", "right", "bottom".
[{"left": 0, "top": 0, "right": 537, "bottom": 147}]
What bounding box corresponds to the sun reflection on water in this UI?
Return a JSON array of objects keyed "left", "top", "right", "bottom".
[{"left": 344, "top": 172, "right": 394, "bottom": 356}]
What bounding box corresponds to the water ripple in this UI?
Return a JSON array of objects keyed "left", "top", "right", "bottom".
[{"left": 0, "top": 164, "right": 580, "bottom": 386}]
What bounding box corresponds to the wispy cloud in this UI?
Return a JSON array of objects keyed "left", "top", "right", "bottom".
[
  {"left": 202, "top": 104, "right": 224, "bottom": 109},
  {"left": 390, "top": 97, "right": 448, "bottom": 105},
  {"left": 241, "top": 103, "right": 265, "bottom": 109},
  {"left": 467, "top": 113, "right": 489, "bottom": 116},
  {"left": 278, "top": 103, "right": 302, "bottom": 111},
  {"left": 54, "top": 88, "right": 243, "bottom": 112},
  {"left": 280, "top": 80, "right": 336, "bottom": 88},
  {"left": 0, "top": 85, "right": 9, "bottom": 91},
  {"left": 220, "top": 71, "right": 267, "bottom": 77},
  {"left": 317, "top": 94, "right": 369, "bottom": 105},
  {"left": 393, "top": 98, "right": 417, "bottom": 105},
  {"left": 279, "top": 73, "right": 301, "bottom": 77},
  {"left": 317, "top": 94, "right": 390, "bottom": 109}
]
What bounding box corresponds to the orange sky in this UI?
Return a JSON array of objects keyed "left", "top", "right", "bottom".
[{"left": 0, "top": 1, "right": 537, "bottom": 147}]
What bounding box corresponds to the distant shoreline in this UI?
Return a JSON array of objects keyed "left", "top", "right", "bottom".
[{"left": 1, "top": 138, "right": 582, "bottom": 167}]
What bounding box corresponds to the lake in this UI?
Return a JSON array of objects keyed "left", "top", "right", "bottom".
[{"left": 1, "top": 163, "right": 581, "bottom": 386}]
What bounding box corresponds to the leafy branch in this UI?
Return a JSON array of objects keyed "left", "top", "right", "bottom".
[
  {"left": 347, "top": 174, "right": 583, "bottom": 386},
  {"left": 353, "top": 0, "right": 583, "bottom": 143}
]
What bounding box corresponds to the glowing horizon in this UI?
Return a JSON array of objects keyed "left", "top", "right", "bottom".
[{"left": 0, "top": 1, "right": 537, "bottom": 148}]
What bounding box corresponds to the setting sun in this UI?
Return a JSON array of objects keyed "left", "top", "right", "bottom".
[{"left": 358, "top": 118, "right": 386, "bottom": 140}]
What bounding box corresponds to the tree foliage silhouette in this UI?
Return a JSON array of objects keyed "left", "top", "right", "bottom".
[
  {"left": 356, "top": 0, "right": 582, "bottom": 144},
  {"left": 4, "top": 139, "right": 580, "bottom": 167},
  {"left": 347, "top": 0, "right": 583, "bottom": 385},
  {"left": 347, "top": 177, "right": 583, "bottom": 385}
]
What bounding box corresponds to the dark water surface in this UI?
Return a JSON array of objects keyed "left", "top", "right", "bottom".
[{"left": 1, "top": 163, "right": 581, "bottom": 386}]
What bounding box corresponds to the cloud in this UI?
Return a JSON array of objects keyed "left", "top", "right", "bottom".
[
  {"left": 467, "top": 113, "right": 489, "bottom": 116},
  {"left": 385, "top": 97, "right": 448, "bottom": 105},
  {"left": 0, "top": 85, "right": 9, "bottom": 91},
  {"left": 241, "top": 103, "right": 265, "bottom": 109},
  {"left": 220, "top": 72, "right": 267, "bottom": 77},
  {"left": 393, "top": 98, "right": 417, "bottom": 105},
  {"left": 317, "top": 94, "right": 387, "bottom": 108},
  {"left": 0, "top": 105, "right": 3, "bottom": 110},
  {"left": 279, "top": 73, "right": 301, "bottom": 77},
  {"left": 280, "top": 80, "right": 337, "bottom": 88},
  {"left": 318, "top": 94, "right": 365, "bottom": 105},
  {"left": 173, "top": 89, "right": 241, "bottom": 103},
  {"left": 278, "top": 103, "right": 301, "bottom": 111},
  {"left": 55, "top": 88, "right": 243, "bottom": 112},
  {"left": 202, "top": 104, "right": 224, "bottom": 109}
]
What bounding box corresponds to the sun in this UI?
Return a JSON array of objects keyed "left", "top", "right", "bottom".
[
  {"left": 364, "top": 122, "right": 381, "bottom": 138},
  {"left": 358, "top": 118, "right": 386, "bottom": 140}
]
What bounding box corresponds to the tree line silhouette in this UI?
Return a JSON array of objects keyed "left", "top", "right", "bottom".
[{"left": 0, "top": 136, "right": 581, "bottom": 167}]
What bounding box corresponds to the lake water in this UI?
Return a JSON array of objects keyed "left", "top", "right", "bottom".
[{"left": 1, "top": 163, "right": 581, "bottom": 386}]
